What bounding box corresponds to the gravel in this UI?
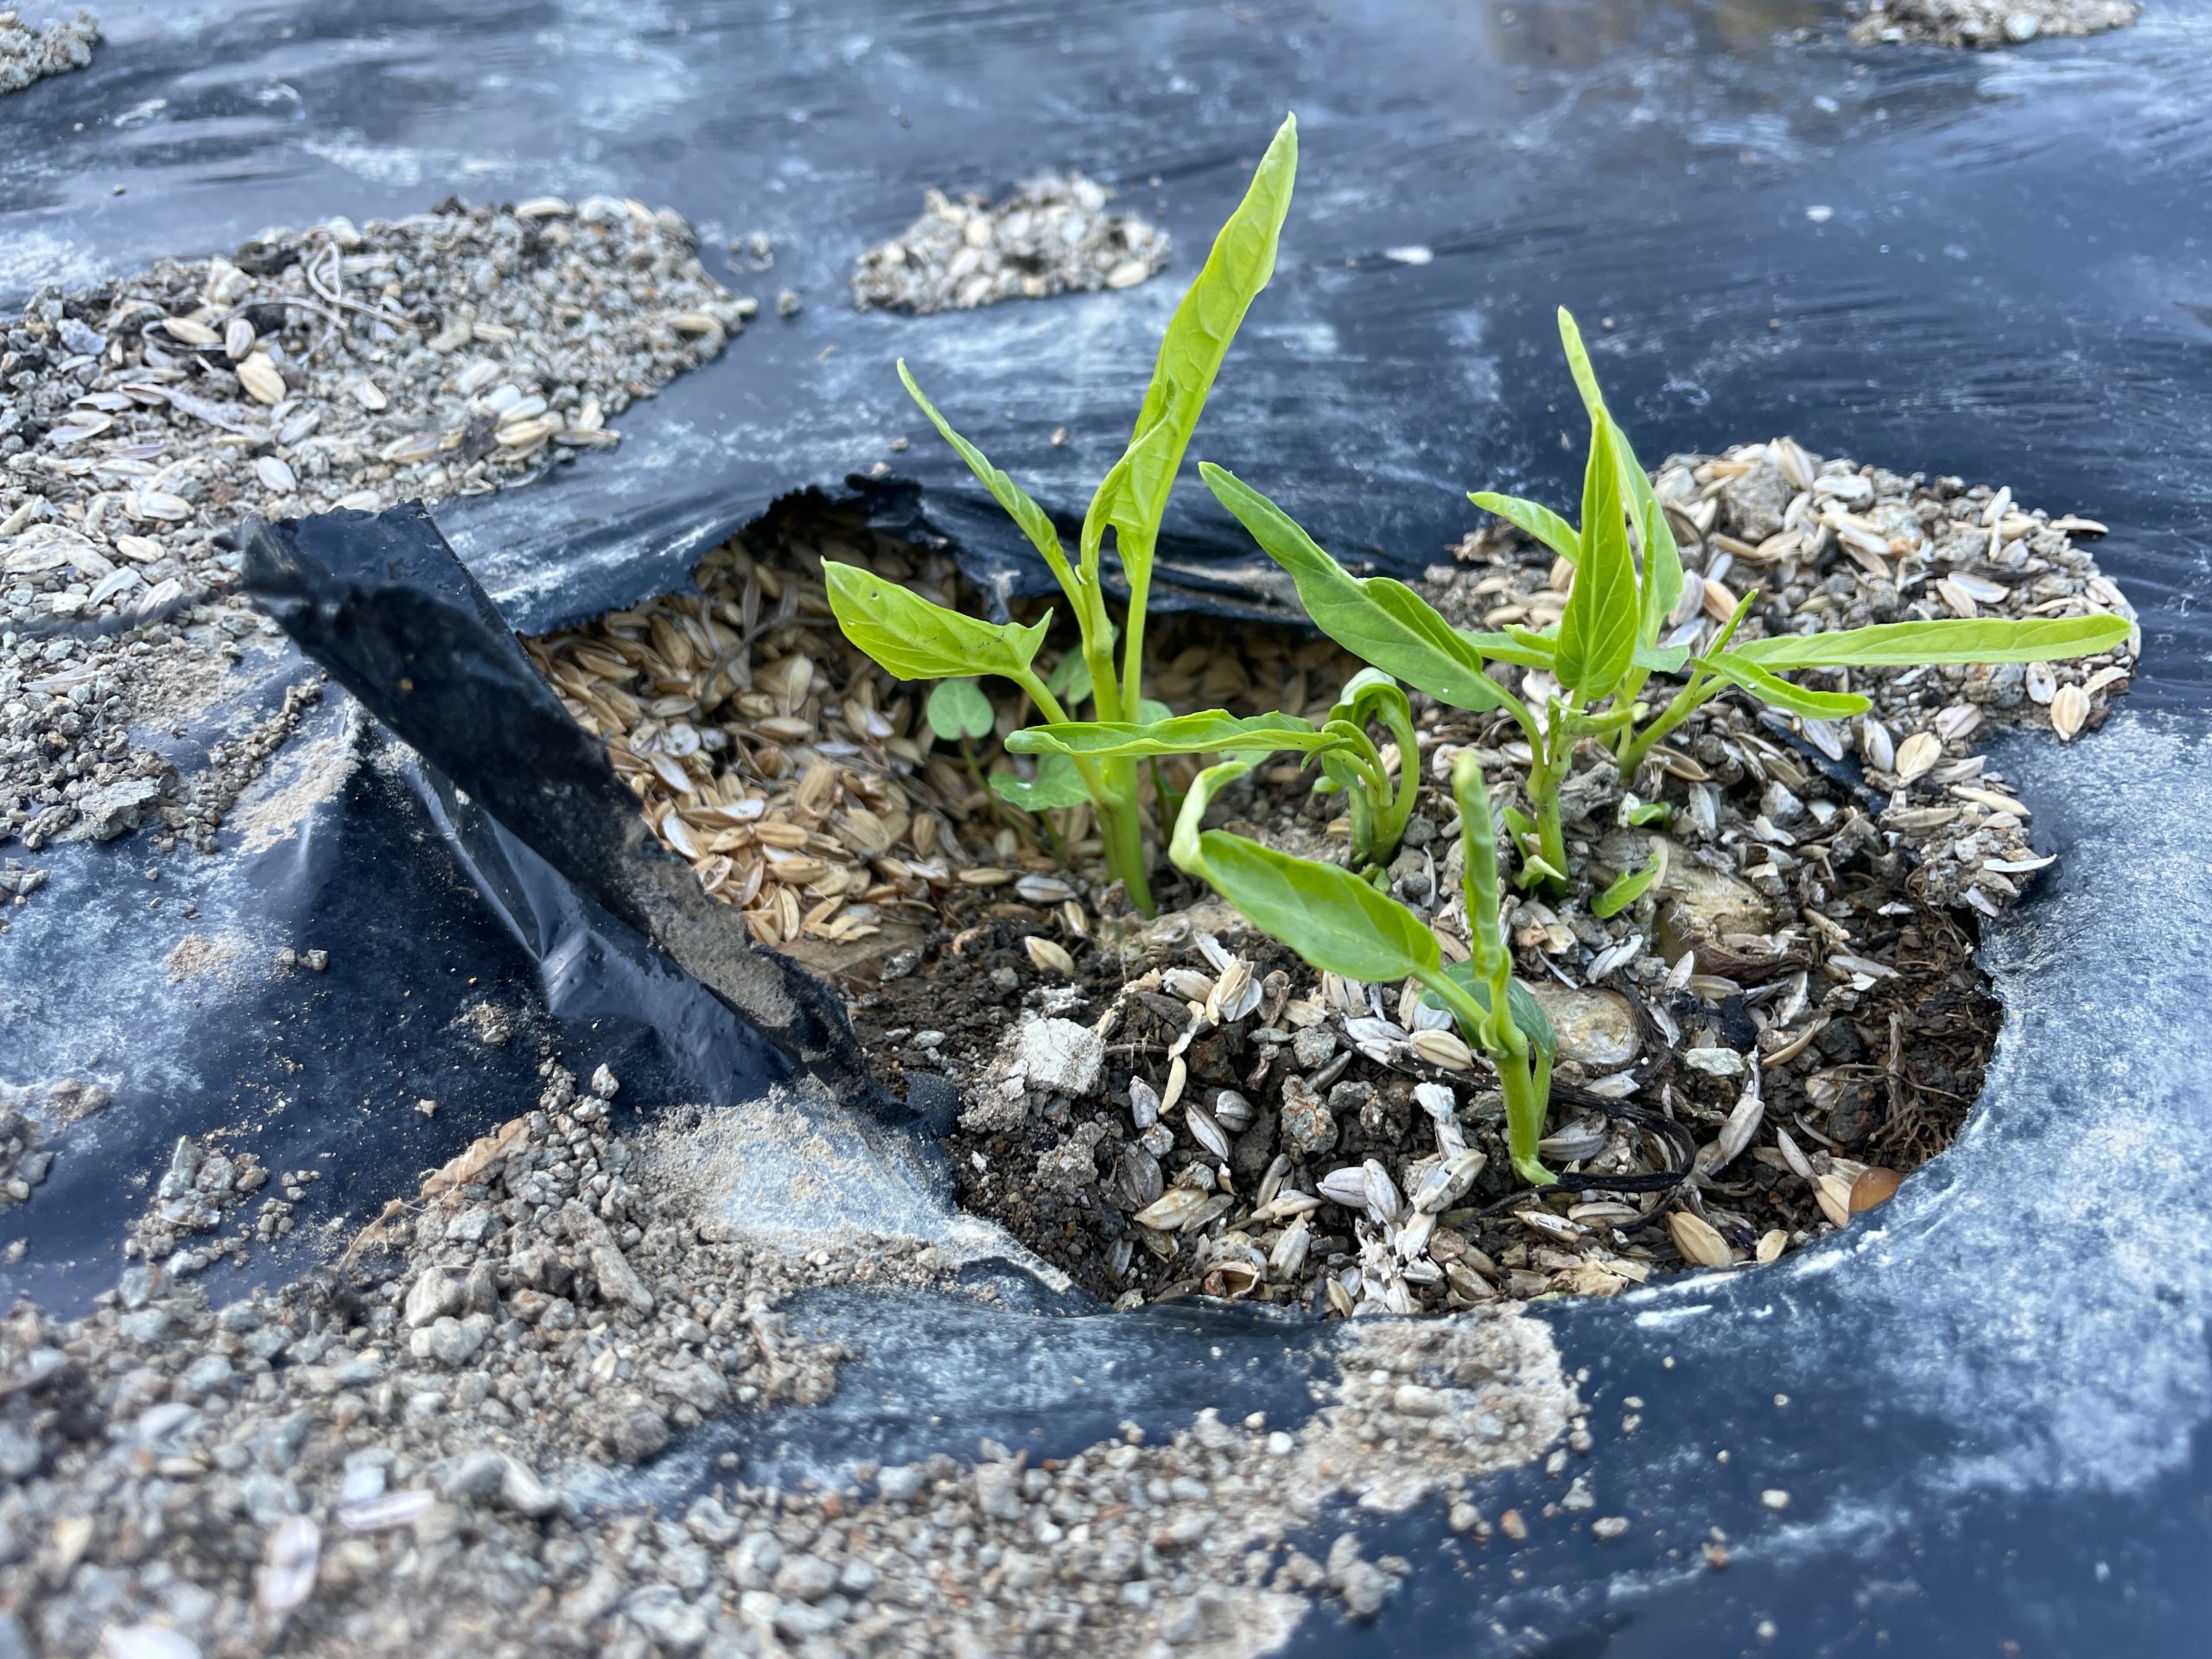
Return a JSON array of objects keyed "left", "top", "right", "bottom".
[
  {"left": 1, "top": 195, "right": 756, "bottom": 875},
  {"left": 0, "top": 1055, "right": 1582, "bottom": 1656},
  {"left": 1849, "top": 0, "right": 2140, "bottom": 46},
  {"left": 0, "top": 8, "right": 95, "bottom": 96},
  {"left": 850, "top": 174, "right": 1170, "bottom": 315}
]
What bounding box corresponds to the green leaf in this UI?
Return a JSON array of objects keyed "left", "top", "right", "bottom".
[
  {"left": 1108, "top": 113, "right": 1299, "bottom": 563},
  {"left": 1007, "top": 709, "right": 1326, "bottom": 760},
  {"left": 1188, "top": 830, "right": 1442, "bottom": 987},
  {"left": 924, "top": 679, "right": 995, "bottom": 742},
  {"left": 1554, "top": 308, "right": 1681, "bottom": 644},
  {"left": 1635, "top": 639, "right": 1692, "bottom": 675},
  {"left": 823, "top": 560, "right": 1049, "bottom": 683},
  {"left": 1554, "top": 412, "right": 1637, "bottom": 700},
  {"left": 1468, "top": 492, "right": 1581, "bottom": 564},
  {"left": 1635, "top": 485, "right": 1685, "bottom": 649},
  {"left": 896, "top": 361, "right": 1075, "bottom": 594},
  {"left": 1421, "top": 962, "right": 1557, "bottom": 1061},
  {"left": 989, "top": 753, "right": 1089, "bottom": 811},
  {"left": 1045, "top": 651, "right": 1094, "bottom": 709},
  {"left": 1201, "top": 463, "right": 1510, "bottom": 710},
  {"left": 1138, "top": 698, "right": 1174, "bottom": 724},
  {"left": 1592, "top": 854, "right": 1662, "bottom": 919},
  {"left": 1727, "top": 613, "right": 2132, "bottom": 671},
  {"left": 1625, "top": 802, "right": 1672, "bottom": 827},
  {"left": 1699, "top": 652, "right": 1872, "bottom": 719}
]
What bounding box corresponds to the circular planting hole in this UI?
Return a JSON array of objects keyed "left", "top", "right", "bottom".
[{"left": 531, "top": 447, "right": 2133, "bottom": 1315}]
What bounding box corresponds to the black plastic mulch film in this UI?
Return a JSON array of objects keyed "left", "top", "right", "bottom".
[{"left": 6, "top": 3, "right": 2212, "bottom": 1654}]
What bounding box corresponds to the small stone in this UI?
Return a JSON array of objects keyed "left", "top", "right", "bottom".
[
  {"left": 1524, "top": 984, "right": 1641, "bottom": 1069},
  {"left": 404, "top": 1268, "right": 463, "bottom": 1329},
  {"left": 1592, "top": 1516, "right": 1630, "bottom": 1540},
  {"left": 974, "top": 1460, "right": 1024, "bottom": 1522},
  {"left": 1278, "top": 1075, "right": 1338, "bottom": 1157},
  {"left": 772, "top": 1554, "right": 838, "bottom": 1602},
  {"left": 410, "top": 1313, "right": 491, "bottom": 1367},
  {"left": 876, "top": 1465, "right": 925, "bottom": 1503},
  {"left": 1015, "top": 1016, "right": 1103, "bottom": 1096},
  {"left": 611, "top": 1402, "right": 671, "bottom": 1462}
]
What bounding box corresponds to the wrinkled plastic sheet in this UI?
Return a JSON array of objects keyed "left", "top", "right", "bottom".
[{"left": 6, "top": 2, "right": 2212, "bottom": 1653}]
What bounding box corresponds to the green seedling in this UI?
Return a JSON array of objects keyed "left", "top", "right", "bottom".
[
  {"left": 1200, "top": 307, "right": 2132, "bottom": 888},
  {"left": 823, "top": 115, "right": 1300, "bottom": 915},
  {"left": 1169, "top": 750, "right": 1559, "bottom": 1185},
  {"left": 1005, "top": 667, "right": 1419, "bottom": 869}
]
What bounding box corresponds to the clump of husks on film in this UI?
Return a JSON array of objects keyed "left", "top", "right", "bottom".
[{"left": 545, "top": 435, "right": 2133, "bottom": 1317}]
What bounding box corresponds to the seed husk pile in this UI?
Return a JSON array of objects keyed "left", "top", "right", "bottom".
[
  {"left": 0, "top": 1053, "right": 1581, "bottom": 1656},
  {"left": 1848, "top": 0, "right": 2140, "bottom": 46},
  {"left": 0, "top": 8, "right": 96, "bottom": 96},
  {"left": 1, "top": 196, "right": 754, "bottom": 868},
  {"left": 527, "top": 497, "right": 1359, "bottom": 969},
  {"left": 850, "top": 174, "right": 1170, "bottom": 315}
]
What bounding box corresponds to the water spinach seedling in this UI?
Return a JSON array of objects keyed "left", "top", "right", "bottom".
[
  {"left": 1005, "top": 666, "right": 1421, "bottom": 870},
  {"left": 823, "top": 115, "right": 1300, "bottom": 915},
  {"left": 1202, "top": 307, "right": 2132, "bottom": 888},
  {"left": 1169, "top": 751, "right": 1560, "bottom": 1185}
]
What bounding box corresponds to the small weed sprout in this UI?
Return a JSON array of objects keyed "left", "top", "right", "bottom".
[
  {"left": 823, "top": 116, "right": 1300, "bottom": 914},
  {"left": 1169, "top": 752, "right": 1560, "bottom": 1185}
]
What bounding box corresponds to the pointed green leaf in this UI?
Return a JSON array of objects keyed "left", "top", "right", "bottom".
[
  {"left": 1109, "top": 113, "right": 1299, "bottom": 563},
  {"left": 897, "top": 361, "right": 1076, "bottom": 597},
  {"left": 1421, "top": 962, "right": 1557, "bottom": 1061},
  {"left": 1635, "top": 484, "right": 1685, "bottom": 649},
  {"left": 1592, "top": 854, "right": 1662, "bottom": 919},
  {"left": 1469, "top": 492, "right": 1582, "bottom": 564},
  {"left": 823, "top": 560, "right": 1048, "bottom": 682},
  {"left": 1554, "top": 308, "right": 1681, "bottom": 643},
  {"left": 1007, "top": 709, "right": 1326, "bottom": 760},
  {"left": 1554, "top": 413, "right": 1637, "bottom": 700},
  {"left": 1625, "top": 802, "right": 1672, "bottom": 827},
  {"left": 989, "top": 753, "right": 1090, "bottom": 811},
  {"left": 1201, "top": 463, "right": 1511, "bottom": 710},
  {"left": 924, "top": 679, "right": 995, "bottom": 741},
  {"left": 1699, "top": 652, "right": 1871, "bottom": 719},
  {"left": 1728, "top": 613, "right": 2131, "bottom": 671},
  {"left": 1187, "top": 829, "right": 1441, "bottom": 987},
  {"left": 1138, "top": 698, "right": 1175, "bottom": 724}
]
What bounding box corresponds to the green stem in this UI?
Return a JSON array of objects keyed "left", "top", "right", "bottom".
[
  {"left": 1449, "top": 751, "right": 1554, "bottom": 1185},
  {"left": 1096, "top": 778, "right": 1154, "bottom": 915},
  {"left": 1116, "top": 535, "right": 1154, "bottom": 723},
  {"left": 1013, "top": 669, "right": 1108, "bottom": 804},
  {"left": 1417, "top": 968, "right": 1554, "bottom": 1187},
  {"left": 1615, "top": 671, "right": 1718, "bottom": 779}
]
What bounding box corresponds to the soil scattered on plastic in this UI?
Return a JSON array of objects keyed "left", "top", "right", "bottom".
[
  {"left": 1849, "top": 0, "right": 2139, "bottom": 46},
  {"left": 0, "top": 1057, "right": 1580, "bottom": 1656},
  {"left": 1, "top": 195, "right": 755, "bottom": 888},
  {"left": 851, "top": 173, "right": 1171, "bottom": 315},
  {"left": 0, "top": 8, "right": 96, "bottom": 96}
]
